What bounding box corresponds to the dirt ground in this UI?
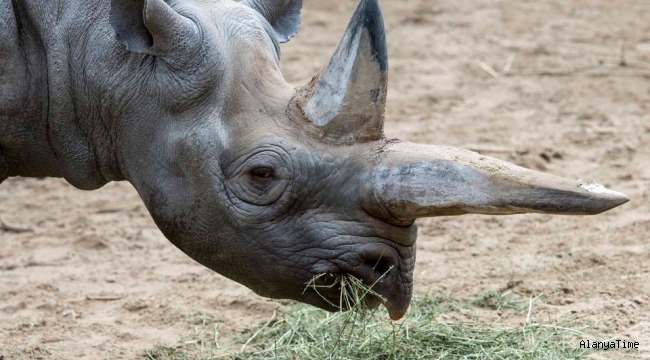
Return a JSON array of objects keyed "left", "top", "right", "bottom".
[{"left": 1, "top": 0, "right": 649, "bottom": 359}]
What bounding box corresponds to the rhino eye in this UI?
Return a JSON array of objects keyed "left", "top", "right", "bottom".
[
  {"left": 248, "top": 167, "right": 276, "bottom": 191},
  {"left": 251, "top": 167, "right": 274, "bottom": 180},
  {"left": 224, "top": 149, "right": 292, "bottom": 207}
]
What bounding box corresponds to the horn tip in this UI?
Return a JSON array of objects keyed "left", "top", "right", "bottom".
[
  {"left": 353, "top": 0, "right": 388, "bottom": 72},
  {"left": 578, "top": 181, "right": 629, "bottom": 213}
]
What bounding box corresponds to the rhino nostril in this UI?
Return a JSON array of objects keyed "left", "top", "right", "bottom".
[{"left": 364, "top": 257, "right": 393, "bottom": 278}]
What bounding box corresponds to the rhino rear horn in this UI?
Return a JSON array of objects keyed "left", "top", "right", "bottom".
[
  {"left": 110, "top": 0, "right": 201, "bottom": 65},
  {"left": 298, "top": 0, "right": 388, "bottom": 143},
  {"left": 243, "top": 0, "right": 303, "bottom": 43}
]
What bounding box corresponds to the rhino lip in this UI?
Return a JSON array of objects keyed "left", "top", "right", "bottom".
[
  {"left": 360, "top": 243, "right": 414, "bottom": 319},
  {"left": 350, "top": 252, "right": 412, "bottom": 321},
  {"left": 307, "top": 243, "right": 414, "bottom": 320}
]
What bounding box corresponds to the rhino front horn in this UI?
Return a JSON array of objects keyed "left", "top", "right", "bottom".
[
  {"left": 363, "top": 142, "right": 629, "bottom": 225},
  {"left": 298, "top": 0, "right": 388, "bottom": 143}
]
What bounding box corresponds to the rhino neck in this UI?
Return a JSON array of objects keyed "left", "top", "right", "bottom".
[
  {"left": 0, "top": 0, "right": 126, "bottom": 189},
  {"left": 0, "top": 0, "right": 61, "bottom": 182}
]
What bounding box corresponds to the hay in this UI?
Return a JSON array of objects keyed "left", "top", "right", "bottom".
[
  {"left": 231, "top": 274, "right": 589, "bottom": 360},
  {"left": 141, "top": 273, "right": 612, "bottom": 360}
]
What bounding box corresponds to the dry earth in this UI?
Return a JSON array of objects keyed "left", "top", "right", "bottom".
[{"left": 1, "top": 0, "right": 649, "bottom": 359}]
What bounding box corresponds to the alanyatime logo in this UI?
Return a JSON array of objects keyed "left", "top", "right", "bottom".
[{"left": 580, "top": 339, "right": 640, "bottom": 350}]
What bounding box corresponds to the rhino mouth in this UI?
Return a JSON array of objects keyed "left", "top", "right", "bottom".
[{"left": 304, "top": 243, "right": 414, "bottom": 320}]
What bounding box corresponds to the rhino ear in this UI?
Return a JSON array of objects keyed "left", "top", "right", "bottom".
[
  {"left": 110, "top": 0, "right": 201, "bottom": 57},
  {"left": 243, "top": 0, "right": 303, "bottom": 43}
]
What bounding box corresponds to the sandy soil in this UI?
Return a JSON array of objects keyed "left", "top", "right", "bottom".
[{"left": 1, "top": 0, "right": 649, "bottom": 358}]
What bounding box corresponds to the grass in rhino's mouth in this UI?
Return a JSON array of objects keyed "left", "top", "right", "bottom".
[{"left": 303, "top": 267, "right": 393, "bottom": 314}]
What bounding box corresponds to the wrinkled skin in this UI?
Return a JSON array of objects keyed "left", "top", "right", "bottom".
[{"left": 0, "top": 0, "right": 627, "bottom": 320}]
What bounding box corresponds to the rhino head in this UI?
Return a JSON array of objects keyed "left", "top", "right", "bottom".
[{"left": 107, "top": 0, "right": 628, "bottom": 320}]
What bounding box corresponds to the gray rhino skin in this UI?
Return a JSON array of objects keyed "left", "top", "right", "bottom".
[{"left": 0, "top": 0, "right": 628, "bottom": 319}]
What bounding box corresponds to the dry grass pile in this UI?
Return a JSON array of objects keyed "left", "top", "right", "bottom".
[
  {"left": 230, "top": 274, "right": 589, "bottom": 360},
  {"left": 142, "top": 274, "right": 636, "bottom": 360}
]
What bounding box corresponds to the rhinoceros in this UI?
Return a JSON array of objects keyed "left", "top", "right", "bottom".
[{"left": 0, "top": 0, "right": 628, "bottom": 320}]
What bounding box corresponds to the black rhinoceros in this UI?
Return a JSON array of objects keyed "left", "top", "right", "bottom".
[{"left": 0, "top": 0, "right": 628, "bottom": 319}]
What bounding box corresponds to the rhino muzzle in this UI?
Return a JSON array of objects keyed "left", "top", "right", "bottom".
[{"left": 302, "top": 241, "right": 415, "bottom": 321}]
